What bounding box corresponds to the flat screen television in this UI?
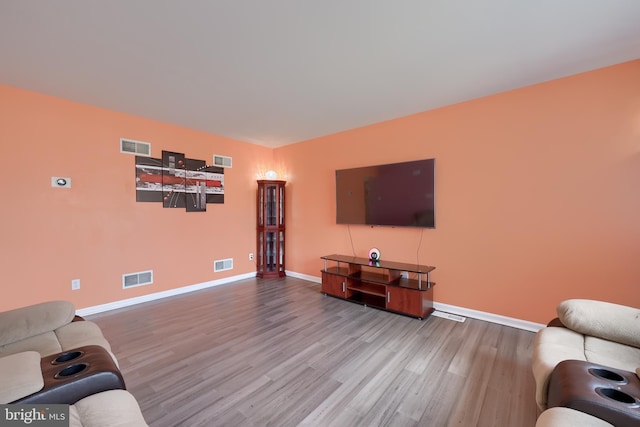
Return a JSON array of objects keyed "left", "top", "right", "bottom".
[{"left": 336, "top": 158, "right": 435, "bottom": 228}]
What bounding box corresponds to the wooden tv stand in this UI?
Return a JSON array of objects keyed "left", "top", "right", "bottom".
[{"left": 320, "top": 254, "right": 436, "bottom": 319}]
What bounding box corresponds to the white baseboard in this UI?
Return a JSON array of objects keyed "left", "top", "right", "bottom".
[
  {"left": 285, "top": 270, "right": 321, "bottom": 283},
  {"left": 78, "top": 270, "right": 545, "bottom": 333},
  {"left": 433, "top": 302, "right": 545, "bottom": 332},
  {"left": 77, "top": 272, "right": 256, "bottom": 317}
]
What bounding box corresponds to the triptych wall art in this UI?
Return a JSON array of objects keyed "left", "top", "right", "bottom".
[{"left": 135, "top": 151, "right": 224, "bottom": 212}]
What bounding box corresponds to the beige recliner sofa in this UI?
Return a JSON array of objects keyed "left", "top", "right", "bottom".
[
  {"left": 0, "top": 300, "right": 113, "bottom": 359},
  {"left": 0, "top": 301, "right": 148, "bottom": 426},
  {"left": 1, "top": 351, "right": 147, "bottom": 426},
  {"left": 535, "top": 407, "right": 613, "bottom": 427},
  {"left": 532, "top": 299, "right": 640, "bottom": 426}
]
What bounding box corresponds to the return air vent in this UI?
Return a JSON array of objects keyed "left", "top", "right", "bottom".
[
  {"left": 122, "top": 270, "right": 153, "bottom": 289},
  {"left": 120, "top": 138, "right": 151, "bottom": 156},
  {"left": 214, "top": 258, "right": 233, "bottom": 272},
  {"left": 213, "top": 155, "right": 232, "bottom": 168}
]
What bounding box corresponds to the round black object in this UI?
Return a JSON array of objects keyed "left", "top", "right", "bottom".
[
  {"left": 596, "top": 387, "right": 637, "bottom": 405},
  {"left": 52, "top": 351, "right": 84, "bottom": 364},
  {"left": 368, "top": 247, "right": 381, "bottom": 262},
  {"left": 589, "top": 368, "right": 627, "bottom": 384},
  {"left": 55, "top": 363, "right": 88, "bottom": 378}
]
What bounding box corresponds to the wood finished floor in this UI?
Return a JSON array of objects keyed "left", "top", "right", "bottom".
[{"left": 88, "top": 277, "right": 539, "bottom": 427}]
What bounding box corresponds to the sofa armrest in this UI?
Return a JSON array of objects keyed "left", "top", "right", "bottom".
[
  {"left": 0, "top": 301, "right": 76, "bottom": 347},
  {"left": 557, "top": 299, "right": 640, "bottom": 348},
  {"left": 0, "top": 351, "right": 44, "bottom": 403},
  {"left": 546, "top": 317, "right": 565, "bottom": 328}
]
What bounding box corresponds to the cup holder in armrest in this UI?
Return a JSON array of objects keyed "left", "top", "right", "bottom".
[
  {"left": 52, "top": 350, "right": 84, "bottom": 364},
  {"left": 54, "top": 363, "right": 89, "bottom": 379},
  {"left": 12, "top": 345, "right": 126, "bottom": 405},
  {"left": 548, "top": 361, "right": 640, "bottom": 427},
  {"left": 589, "top": 368, "right": 628, "bottom": 384},
  {"left": 596, "top": 388, "right": 639, "bottom": 407}
]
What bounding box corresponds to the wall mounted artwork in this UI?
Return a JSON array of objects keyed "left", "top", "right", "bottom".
[{"left": 135, "top": 150, "right": 224, "bottom": 212}]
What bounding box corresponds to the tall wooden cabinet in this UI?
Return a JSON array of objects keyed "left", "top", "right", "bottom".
[{"left": 256, "top": 180, "right": 286, "bottom": 278}]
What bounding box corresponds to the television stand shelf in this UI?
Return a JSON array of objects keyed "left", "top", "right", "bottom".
[{"left": 320, "top": 254, "right": 436, "bottom": 319}]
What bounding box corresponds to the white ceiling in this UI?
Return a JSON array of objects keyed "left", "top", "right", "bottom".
[{"left": 2, "top": 1, "right": 640, "bottom": 148}]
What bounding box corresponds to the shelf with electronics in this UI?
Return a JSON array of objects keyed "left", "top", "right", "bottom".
[{"left": 320, "top": 251, "right": 436, "bottom": 319}]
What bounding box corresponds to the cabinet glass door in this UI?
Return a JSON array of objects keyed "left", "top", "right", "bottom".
[
  {"left": 258, "top": 186, "right": 264, "bottom": 226},
  {"left": 278, "top": 231, "right": 285, "bottom": 273},
  {"left": 279, "top": 185, "right": 285, "bottom": 226},
  {"left": 267, "top": 185, "right": 277, "bottom": 226},
  {"left": 257, "top": 232, "right": 263, "bottom": 274},
  {"left": 266, "top": 231, "right": 276, "bottom": 272}
]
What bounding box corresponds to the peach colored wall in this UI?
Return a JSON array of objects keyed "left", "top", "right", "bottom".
[
  {"left": 0, "top": 85, "right": 272, "bottom": 312},
  {"left": 275, "top": 60, "right": 640, "bottom": 324}
]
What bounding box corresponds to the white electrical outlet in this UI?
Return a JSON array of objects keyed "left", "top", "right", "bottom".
[
  {"left": 71, "top": 279, "right": 80, "bottom": 290},
  {"left": 249, "top": 253, "right": 254, "bottom": 261}
]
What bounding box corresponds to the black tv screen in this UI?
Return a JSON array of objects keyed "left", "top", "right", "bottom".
[{"left": 336, "top": 158, "right": 435, "bottom": 228}]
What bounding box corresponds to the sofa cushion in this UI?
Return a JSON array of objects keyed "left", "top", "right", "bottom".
[
  {"left": 532, "top": 326, "right": 588, "bottom": 409},
  {"left": 584, "top": 335, "right": 640, "bottom": 370},
  {"left": 536, "top": 407, "right": 613, "bottom": 427},
  {"left": 0, "top": 351, "right": 43, "bottom": 403},
  {"left": 0, "top": 301, "right": 75, "bottom": 347},
  {"left": 69, "top": 390, "right": 148, "bottom": 427},
  {"left": 0, "top": 321, "right": 117, "bottom": 366},
  {"left": 55, "top": 321, "right": 113, "bottom": 355},
  {"left": 557, "top": 299, "right": 640, "bottom": 348},
  {"left": 0, "top": 331, "right": 63, "bottom": 358}
]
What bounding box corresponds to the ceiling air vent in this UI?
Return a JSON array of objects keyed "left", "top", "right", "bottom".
[
  {"left": 214, "top": 258, "right": 233, "bottom": 272},
  {"left": 120, "top": 138, "right": 151, "bottom": 156},
  {"left": 213, "top": 155, "right": 232, "bottom": 168},
  {"left": 122, "top": 270, "right": 153, "bottom": 289}
]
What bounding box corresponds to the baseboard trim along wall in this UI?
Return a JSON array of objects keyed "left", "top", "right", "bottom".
[
  {"left": 432, "top": 302, "right": 545, "bottom": 332},
  {"left": 77, "top": 270, "right": 546, "bottom": 332},
  {"left": 76, "top": 272, "right": 256, "bottom": 317},
  {"left": 285, "top": 270, "right": 321, "bottom": 283}
]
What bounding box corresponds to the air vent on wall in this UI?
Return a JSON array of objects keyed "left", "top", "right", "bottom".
[
  {"left": 120, "top": 138, "right": 151, "bottom": 156},
  {"left": 214, "top": 258, "right": 233, "bottom": 272},
  {"left": 122, "top": 270, "right": 153, "bottom": 289},
  {"left": 213, "top": 155, "right": 232, "bottom": 168}
]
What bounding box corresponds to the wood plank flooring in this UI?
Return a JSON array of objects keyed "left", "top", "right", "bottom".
[{"left": 88, "top": 277, "right": 539, "bottom": 427}]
